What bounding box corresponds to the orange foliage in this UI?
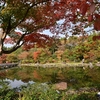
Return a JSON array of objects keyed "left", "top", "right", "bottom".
[
  {"left": 33, "top": 51, "right": 41, "bottom": 61},
  {"left": 18, "top": 51, "right": 29, "bottom": 60},
  {"left": 33, "top": 70, "right": 42, "bottom": 80}
]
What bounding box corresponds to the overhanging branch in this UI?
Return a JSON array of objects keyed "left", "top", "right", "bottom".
[
  {"left": 2, "top": 42, "right": 24, "bottom": 54},
  {"left": 14, "top": 0, "right": 50, "bottom": 28},
  {"left": 2, "top": 34, "right": 26, "bottom": 54}
]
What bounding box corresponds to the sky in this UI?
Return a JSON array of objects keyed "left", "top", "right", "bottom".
[{"left": 42, "top": 29, "right": 65, "bottom": 37}]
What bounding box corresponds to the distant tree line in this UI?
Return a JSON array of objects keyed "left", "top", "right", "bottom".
[{"left": 0, "top": 32, "right": 100, "bottom": 63}]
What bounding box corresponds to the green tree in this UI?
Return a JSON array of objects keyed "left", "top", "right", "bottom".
[{"left": 6, "top": 53, "right": 18, "bottom": 62}]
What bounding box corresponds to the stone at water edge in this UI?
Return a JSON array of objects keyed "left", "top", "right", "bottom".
[{"left": 54, "top": 82, "right": 67, "bottom": 90}]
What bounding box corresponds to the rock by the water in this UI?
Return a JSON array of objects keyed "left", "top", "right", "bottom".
[{"left": 54, "top": 82, "right": 67, "bottom": 90}]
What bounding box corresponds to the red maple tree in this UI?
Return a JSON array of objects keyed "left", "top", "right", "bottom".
[
  {"left": 0, "top": 0, "right": 99, "bottom": 54},
  {"left": 23, "top": 32, "right": 53, "bottom": 50}
]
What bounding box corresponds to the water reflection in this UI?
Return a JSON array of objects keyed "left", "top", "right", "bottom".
[{"left": 4, "top": 78, "right": 34, "bottom": 88}]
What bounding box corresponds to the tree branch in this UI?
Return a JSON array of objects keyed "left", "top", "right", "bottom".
[
  {"left": 2, "top": 33, "right": 26, "bottom": 54},
  {"left": 14, "top": 0, "right": 50, "bottom": 28},
  {"left": 2, "top": 42, "right": 24, "bottom": 54}
]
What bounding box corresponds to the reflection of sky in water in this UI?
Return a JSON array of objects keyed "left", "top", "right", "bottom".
[{"left": 5, "top": 78, "right": 34, "bottom": 88}]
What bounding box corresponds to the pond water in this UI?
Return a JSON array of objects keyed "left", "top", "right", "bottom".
[
  {"left": 0, "top": 66, "right": 100, "bottom": 89},
  {"left": 4, "top": 78, "right": 34, "bottom": 88}
]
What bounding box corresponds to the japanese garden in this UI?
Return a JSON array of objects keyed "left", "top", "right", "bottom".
[{"left": 0, "top": 0, "right": 100, "bottom": 100}]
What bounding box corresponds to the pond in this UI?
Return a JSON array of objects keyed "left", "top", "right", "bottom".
[
  {"left": 3, "top": 79, "right": 34, "bottom": 88},
  {"left": 0, "top": 65, "right": 100, "bottom": 89}
]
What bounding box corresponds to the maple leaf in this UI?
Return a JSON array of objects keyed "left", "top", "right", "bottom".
[
  {"left": 80, "top": 2, "right": 89, "bottom": 15},
  {"left": 94, "top": 14, "right": 100, "bottom": 31},
  {"left": 88, "top": 15, "right": 93, "bottom": 22},
  {"left": 89, "top": 3, "right": 95, "bottom": 14},
  {"left": 94, "top": 20, "right": 100, "bottom": 31}
]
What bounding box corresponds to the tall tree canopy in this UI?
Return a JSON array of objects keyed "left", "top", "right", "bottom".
[{"left": 0, "top": 0, "right": 100, "bottom": 54}]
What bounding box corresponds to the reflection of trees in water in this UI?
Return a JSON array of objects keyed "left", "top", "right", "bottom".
[
  {"left": 1, "top": 66, "right": 100, "bottom": 90},
  {"left": 33, "top": 70, "right": 42, "bottom": 80},
  {"left": 22, "top": 78, "right": 31, "bottom": 83},
  {"left": 50, "top": 71, "right": 58, "bottom": 83},
  {"left": 0, "top": 71, "right": 6, "bottom": 78}
]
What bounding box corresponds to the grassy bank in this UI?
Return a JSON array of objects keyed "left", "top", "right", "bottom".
[{"left": 0, "top": 81, "right": 99, "bottom": 100}]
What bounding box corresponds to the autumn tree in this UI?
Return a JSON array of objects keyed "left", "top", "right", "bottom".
[
  {"left": 18, "top": 51, "right": 29, "bottom": 60},
  {"left": 0, "top": 54, "right": 6, "bottom": 63},
  {"left": 6, "top": 53, "right": 18, "bottom": 62},
  {"left": 23, "top": 33, "right": 53, "bottom": 50},
  {"left": 0, "top": 0, "right": 100, "bottom": 55},
  {"left": 0, "top": 0, "right": 55, "bottom": 54},
  {"left": 33, "top": 50, "right": 41, "bottom": 62}
]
